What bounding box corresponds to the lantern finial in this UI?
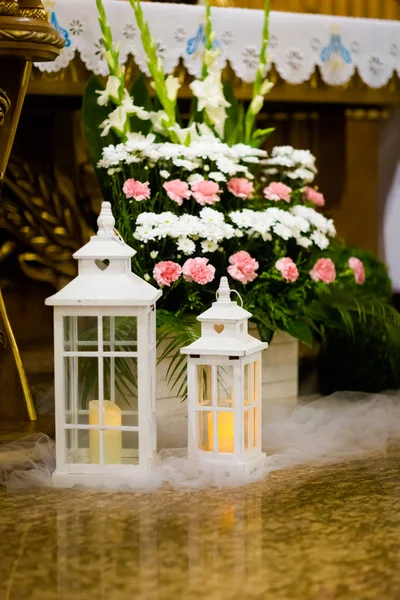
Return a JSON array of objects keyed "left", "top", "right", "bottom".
[
  {"left": 97, "top": 201, "right": 116, "bottom": 237},
  {"left": 216, "top": 277, "right": 232, "bottom": 305}
]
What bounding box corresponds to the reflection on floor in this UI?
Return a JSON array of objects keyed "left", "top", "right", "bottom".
[{"left": 1, "top": 445, "right": 400, "bottom": 600}]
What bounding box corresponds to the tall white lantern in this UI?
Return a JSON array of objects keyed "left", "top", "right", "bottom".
[
  {"left": 46, "top": 202, "right": 162, "bottom": 488},
  {"left": 181, "top": 277, "right": 268, "bottom": 471}
]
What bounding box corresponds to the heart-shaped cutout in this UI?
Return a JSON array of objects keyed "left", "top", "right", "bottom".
[
  {"left": 95, "top": 259, "right": 110, "bottom": 271},
  {"left": 214, "top": 324, "right": 224, "bottom": 334}
]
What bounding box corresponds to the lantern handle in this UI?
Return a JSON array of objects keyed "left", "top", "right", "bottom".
[
  {"left": 230, "top": 289, "right": 244, "bottom": 308},
  {"left": 98, "top": 220, "right": 126, "bottom": 246},
  {"left": 216, "top": 285, "right": 244, "bottom": 308}
]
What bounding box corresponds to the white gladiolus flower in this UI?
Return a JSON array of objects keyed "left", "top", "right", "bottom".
[
  {"left": 160, "top": 170, "right": 170, "bottom": 179},
  {"left": 190, "top": 74, "right": 230, "bottom": 112},
  {"left": 149, "top": 110, "right": 169, "bottom": 133},
  {"left": 150, "top": 250, "right": 159, "bottom": 259},
  {"left": 249, "top": 94, "right": 264, "bottom": 115},
  {"left": 100, "top": 106, "right": 129, "bottom": 137},
  {"left": 165, "top": 75, "right": 181, "bottom": 101},
  {"left": 260, "top": 79, "right": 274, "bottom": 95},
  {"left": 125, "top": 132, "right": 155, "bottom": 153},
  {"left": 96, "top": 76, "right": 121, "bottom": 106},
  {"left": 144, "top": 274, "right": 151, "bottom": 281}
]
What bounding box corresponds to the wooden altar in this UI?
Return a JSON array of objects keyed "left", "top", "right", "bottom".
[{"left": 0, "top": 0, "right": 399, "bottom": 422}]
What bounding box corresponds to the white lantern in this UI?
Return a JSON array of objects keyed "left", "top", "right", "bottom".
[
  {"left": 181, "top": 277, "right": 268, "bottom": 471},
  {"left": 46, "top": 202, "right": 162, "bottom": 488}
]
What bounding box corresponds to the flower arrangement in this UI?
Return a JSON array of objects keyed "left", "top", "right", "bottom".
[{"left": 84, "top": 0, "right": 400, "bottom": 394}]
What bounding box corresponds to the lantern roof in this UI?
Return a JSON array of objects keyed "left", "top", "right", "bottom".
[
  {"left": 45, "top": 202, "right": 162, "bottom": 307},
  {"left": 197, "top": 277, "right": 252, "bottom": 322},
  {"left": 181, "top": 278, "right": 268, "bottom": 357}
]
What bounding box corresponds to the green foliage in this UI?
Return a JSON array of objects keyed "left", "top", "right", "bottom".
[
  {"left": 82, "top": 75, "right": 114, "bottom": 199},
  {"left": 157, "top": 310, "right": 201, "bottom": 400}
]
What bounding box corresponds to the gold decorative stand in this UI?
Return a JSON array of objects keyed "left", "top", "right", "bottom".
[{"left": 0, "top": 0, "right": 64, "bottom": 421}]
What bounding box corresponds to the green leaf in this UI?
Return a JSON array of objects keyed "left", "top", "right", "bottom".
[
  {"left": 224, "top": 80, "right": 244, "bottom": 144},
  {"left": 82, "top": 75, "right": 114, "bottom": 167},
  {"left": 284, "top": 320, "right": 313, "bottom": 346},
  {"left": 250, "top": 127, "right": 275, "bottom": 148}
]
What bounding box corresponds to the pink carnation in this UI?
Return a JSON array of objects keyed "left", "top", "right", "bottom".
[
  {"left": 276, "top": 257, "right": 299, "bottom": 283},
  {"left": 227, "top": 178, "right": 254, "bottom": 200},
  {"left": 304, "top": 186, "right": 325, "bottom": 207},
  {"left": 182, "top": 257, "right": 216, "bottom": 285},
  {"left": 349, "top": 257, "right": 365, "bottom": 285},
  {"left": 153, "top": 261, "right": 182, "bottom": 288},
  {"left": 228, "top": 251, "right": 259, "bottom": 284},
  {"left": 264, "top": 182, "right": 292, "bottom": 203},
  {"left": 163, "top": 179, "right": 191, "bottom": 206},
  {"left": 123, "top": 178, "right": 151, "bottom": 202},
  {"left": 310, "top": 258, "right": 336, "bottom": 284},
  {"left": 191, "top": 180, "right": 221, "bottom": 206}
]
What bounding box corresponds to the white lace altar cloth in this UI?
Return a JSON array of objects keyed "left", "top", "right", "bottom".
[
  {"left": 1, "top": 393, "right": 400, "bottom": 491},
  {"left": 36, "top": 0, "right": 400, "bottom": 88}
]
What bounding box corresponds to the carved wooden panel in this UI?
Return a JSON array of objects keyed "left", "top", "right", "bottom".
[{"left": 234, "top": 0, "right": 400, "bottom": 18}]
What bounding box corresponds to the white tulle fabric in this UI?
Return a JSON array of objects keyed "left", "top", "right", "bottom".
[
  {"left": 2, "top": 392, "right": 400, "bottom": 491},
  {"left": 36, "top": 0, "right": 400, "bottom": 88}
]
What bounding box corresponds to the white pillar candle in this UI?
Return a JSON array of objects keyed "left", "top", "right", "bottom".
[{"left": 89, "top": 400, "right": 122, "bottom": 464}]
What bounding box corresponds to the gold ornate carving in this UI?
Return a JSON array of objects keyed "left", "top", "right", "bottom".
[
  {"left": 19, "top": 7, "right": 47, "bottom": 20},
  {"left": 0, "top": 1, "right": 19, "bottom": 16},
  {"left": 0, "top": 28, "right": 65, "bottom": 49},
  {"left": 0, "top": 88, "right": 11, "bottom": 125},
  {"left": 1, "top": 157, "right": 94, "bottom": 289}
]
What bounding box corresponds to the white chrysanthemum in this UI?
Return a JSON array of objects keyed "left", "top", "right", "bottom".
[
  {"left": 311, "top": 231, "right": 330, "bottom": 250},
  {"left": 136, "top": 212, "right": 159, "bottom": 226},
  {"left": 177, "top": 237, "right": 196, "bottom": 255},
  {"left": 209, "top": 171, "right": 226, "bottom": 182},
  {"left": 200, "top": 207, "right": 225, "bottom": 224},
  {"left": 201, "top": 240, "right": 219, "bottom": 253},
  {"left": 188, "top": 173, "right": 204, "bottom": 186},
  {"left": 296, "top": 236, "right": 312, "bottom": 248},
  {"left": 273, "top": 223, "right": 293, "bottom": 240}
]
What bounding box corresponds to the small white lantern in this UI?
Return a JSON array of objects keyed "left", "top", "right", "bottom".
[
  {"left": 46, "top": 202, "right": 162, "bottom": 488},
  {"left": 181, "top": 277, "right": 268, "bottom": 471}
]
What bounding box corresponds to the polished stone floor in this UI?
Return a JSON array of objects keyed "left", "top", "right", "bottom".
[{"left": 1, "top": 447, "right": 400, "bottom": 600}]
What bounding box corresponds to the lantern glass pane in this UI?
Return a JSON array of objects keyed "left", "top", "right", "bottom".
[
  {"left": 244, "top": 362, "right": 259, "bottom": 405},
  {"left": 197, "top": 365, "right": 212, "bottom": 407},
  {"left": 64, "top": 316, "right": 98, "bottom": 352},
  {"left": 254, "top": 406, "right": 260, "bottom": 448},
  {"left": 65, "top": 357, "right": 98, "bottom": 424},
  {"left": 104, "top": 357, "right": 138, "bottom": 427},
  {"left": 216, "top": 412, "right": 234, "bottom": 453},
  {"left": 65, "top": 429, "right": 93, "bottom": 464},
  {"left": 217, "top": 366, "right": 234, "bottom": 408},
  {"left": 103, "top": 316, "right": 137, "bottom": 351},
  {"left": 121, "top": 431, "right": 139, "bottom": 465},
  {"left": 244, "top": 409, "right": 255, "bottom": 451},
  {"left": 197, "top": 411, "right": 213, "bottom": 451}
]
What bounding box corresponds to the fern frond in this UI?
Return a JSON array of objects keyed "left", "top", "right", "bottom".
[{"left": 156, "top": 310, "right": 201, "bottom": 401}]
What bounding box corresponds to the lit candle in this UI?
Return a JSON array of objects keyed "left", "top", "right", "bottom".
[
  {"left": 208, "top": 411, "right": 234, "bottom": 453},
  {"left": 89, "top": 400, "right": 122, "bottom": 464}
]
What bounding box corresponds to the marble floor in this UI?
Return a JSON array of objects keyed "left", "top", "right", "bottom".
[{"left": 1, "top": 447, "right": 400, "bottom": 600}]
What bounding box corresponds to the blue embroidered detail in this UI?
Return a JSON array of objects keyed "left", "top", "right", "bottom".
[
  {"left": 51, "top": 12, "right": 71, "bottom": 48},
  {"left": 320, "top": 34, "right": 352, "bottom": 65},
  {"left": 186, "top": 24, "right": 221, "bottom": 56}
]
